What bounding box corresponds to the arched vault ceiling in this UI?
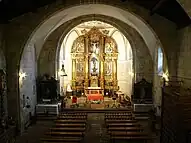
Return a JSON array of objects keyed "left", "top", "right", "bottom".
[
  {"left": 38, "top": 14, "right": 153, "bottom": 79},
  {"left": 29, "top": 4, "right": 160, "bottom": 61}
]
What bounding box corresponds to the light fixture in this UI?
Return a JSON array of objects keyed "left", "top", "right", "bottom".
[
  {"left": 128, "top": 71, "right": 134, "bottom": 76},
  {"left": 19, "top": 72, "right": 26, "bottom": 79},
  {"left": 59, "top": 64, "right": 67, "bottom": 77},
  {"left": 162, "top": 71, "right": 169, "bottom": 81},
  {"left": 19, "top": 72, "right": 27, "bottom": 88}
]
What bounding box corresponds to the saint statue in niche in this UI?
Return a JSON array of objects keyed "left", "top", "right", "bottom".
[
  {"left": 91, "top": 42, "right": 99, "bottom": 54},
  {"left": 90, "top": 57, "right": 98, "bottom": 76}
]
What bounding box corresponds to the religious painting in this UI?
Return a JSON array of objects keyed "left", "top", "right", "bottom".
[
  {"left": 76, "top": 59, "right": 85, "bottom": 76},
  {"left": 104, "top": 60, "right": 112, "bottom": 76}
]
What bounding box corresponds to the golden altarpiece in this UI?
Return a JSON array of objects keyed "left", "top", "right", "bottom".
[{"left": 71, "top": 27, "right": 118, "bottom": 94}]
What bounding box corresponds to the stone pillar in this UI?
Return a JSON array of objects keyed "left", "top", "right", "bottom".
[{"left": 7, "top": 67, "right": 21, "bottom": 130}]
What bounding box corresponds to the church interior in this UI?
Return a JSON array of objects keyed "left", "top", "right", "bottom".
[{"left": 0, "top": 0, "right": 191, "bottom": 143}]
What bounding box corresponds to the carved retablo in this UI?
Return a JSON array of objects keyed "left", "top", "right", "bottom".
[{"left": 71, "top": 27, "right": 118, "bottom": 93}]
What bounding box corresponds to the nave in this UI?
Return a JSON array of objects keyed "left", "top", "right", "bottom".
[{"left": 15, "top": 106, "right": 160, "bottom": 143}]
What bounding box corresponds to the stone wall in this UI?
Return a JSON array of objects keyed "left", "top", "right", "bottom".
[
  {"left": 0, "top": 25, "right": 7, "bottom": 117},
  {"left": 177, "top": 26, "right": 191, "bottom": 87}
]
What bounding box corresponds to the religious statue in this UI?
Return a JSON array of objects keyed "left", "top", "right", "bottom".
[
  {"left": 91, "top": 42, "right": 99, "bottom": 54},
  {"left": 91, "top": 58, "right": 98, "bottom": 76}
]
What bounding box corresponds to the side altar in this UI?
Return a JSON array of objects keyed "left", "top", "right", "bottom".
[{"left": 85, "top": 87, "right": 104, "bottom": 102}]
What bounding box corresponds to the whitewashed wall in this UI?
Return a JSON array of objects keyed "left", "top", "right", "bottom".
[
  {"left": 112, "top": 30, "right": 133, "bottom": 97},
  {"left": 19, "top": 43, "right": 37, "bottom": 131}
]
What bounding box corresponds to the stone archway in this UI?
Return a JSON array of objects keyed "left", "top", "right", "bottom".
[{"left": 38, "top": 15, "right": 153, "bottom": 81}]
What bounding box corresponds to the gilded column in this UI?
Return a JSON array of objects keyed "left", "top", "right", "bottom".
[
  {"left": 84, "top": 36, "right": 89, "bottom": 88},
  {"left": 100, "top": 36, "right": 105, "bottom": 89},
  {"left": 112, "top": 58, "right": 117, "bottom": 90},
  {"left": 72, "top": 58, "right": 76, "bottom": 89}
]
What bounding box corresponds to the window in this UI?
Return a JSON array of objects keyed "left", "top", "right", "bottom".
[{"left": 158, "top": 48, "right": 163, "bottom": 76}]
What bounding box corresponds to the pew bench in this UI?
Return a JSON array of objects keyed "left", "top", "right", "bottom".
[
  {"left": 105, "top": 114, "right": 132, "bottom": 117},
  {"left": 58, "top": 114, "right": 87, "bottom": 117},
  {"left": 55, "top": 120, "right": 86, "bottom": 123},
  {"left": 107, "top": 123, "right": 140, "bottom": 127},
  {"left": 50, "top": 127, "right": 86, "bottom": 132},
  {"left": 109, "top": 131, "right": 147, "bottom": 136},
  {"left": 45, "top": 131, "right": 84, "bottom": 137},
  {"left": 108, "top": 126, "right": 144, "bottom": 132},
  {"left": 41, "top": 136, "right": 82, "bottom": 142},
  {"left": 105, "top": 112, "right": 132, "bottom": 116},
  {"left": 105, "top": 117, "right": 134, "bottom": 120},
  {"left": 110, "top": 136, "right": 149, "bottom": 143},
  {"left": 55, "top": 123, "right": 86, "bottom": 127},
  {"left": 58, "top": 116, "right": 87, "bottom": 120},
  {"left": 61, "top": 113, "right": 87, "bottom": 116},
  {"left": 105, "top": 119, "right": 137, "bottom": 123}
]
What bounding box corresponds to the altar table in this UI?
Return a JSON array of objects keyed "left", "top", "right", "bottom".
[
  {"left": 87, "top": 95, "right": 104, "bottom": 101},
  {"left": 85, "top": 87, "right": 104, "bottom": 102}
]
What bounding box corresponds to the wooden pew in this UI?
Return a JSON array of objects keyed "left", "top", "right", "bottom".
[
  {"left": 50, "top": 127, "right": 85, "bottom": 132},
  {"left": 59, "top": 114, "right": 87, "bottom": 116},
  {"left": 105, "top": 119, "right": 137, "bottom": 123},
  {"left": 61, "top": 113, "right": 87, "bottom": 116},
  {"left": 55, "top": 119, "right": 86, "bottom": 123},
  {"left": 109, "top": 131, "right": 149, "bottom": 143},
  {"left": 108, "top": 126, "right": 143, "bottom": 132},
  {"left": 57, "top": 116, "right": 86, "bottom": 120},
  {"left": 45, "top": 131, "right": 84, "bottom": 137},
  {"left": 41, "top": 136, "right": 82, "bottom": 142},
  {"left": 105, "top": 117, "right": 134, "bottom": 120},
  {"left": 107, "top": 123, "right": 140, "bottom": 127},
  {"left": 105, "top": 114, "right": 132, "bottom": 117},
  {"left": 109, "top": 131, "right": 147, "bottom": 136},
  {"left": 105, "top": 112, "right": 132, "bottom": 115},
  {"left": 55, "top": 123, "right": 86, "bottom": 127},
  {"left": 110, "top": 136, "right": 149, "bottom": 143}
]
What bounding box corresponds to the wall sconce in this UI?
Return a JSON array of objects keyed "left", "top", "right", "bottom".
[
  {"left": 162, "top": 72, "right": 169, "bottom": 82},
  {"left": 58, "top": 64, "right": 67, "bottom": 77},
  {"left": 128, "top": 71, "right": 134, "bottom": 76},
  {"left": 19, "top": 72, "right": 27, "bottom": 88},
  {"left": 19, "top": 72, "right": 26, "bottom": 79}
]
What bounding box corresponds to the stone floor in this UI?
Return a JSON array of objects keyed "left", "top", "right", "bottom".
[
  {"left": 15, "top": 121, "right": 54, "bottom": 143},
  {"left": 83, "top": 113, "right": 109, "bottom": 143},
  {"left": 15, "top": 113, "right": 160, "bottom": 143}
]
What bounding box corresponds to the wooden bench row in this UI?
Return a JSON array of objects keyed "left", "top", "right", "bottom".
[
  {"left": 41, "top": 112, "right": 88, "bottom": 143},
  {"left": 41, "top": 136, "right": 82, "bottom": 142},
  {"left": 105, "top": 112, "right": 150, "bottom": 143}
]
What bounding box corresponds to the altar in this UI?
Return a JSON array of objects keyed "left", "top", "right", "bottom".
[{"left": 85, "top": 87, "right": 104, "bottom": 102}]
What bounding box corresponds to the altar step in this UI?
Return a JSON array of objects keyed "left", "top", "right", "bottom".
[{"left": 62, "top": 108, "right": 132, "bottom": 113}]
